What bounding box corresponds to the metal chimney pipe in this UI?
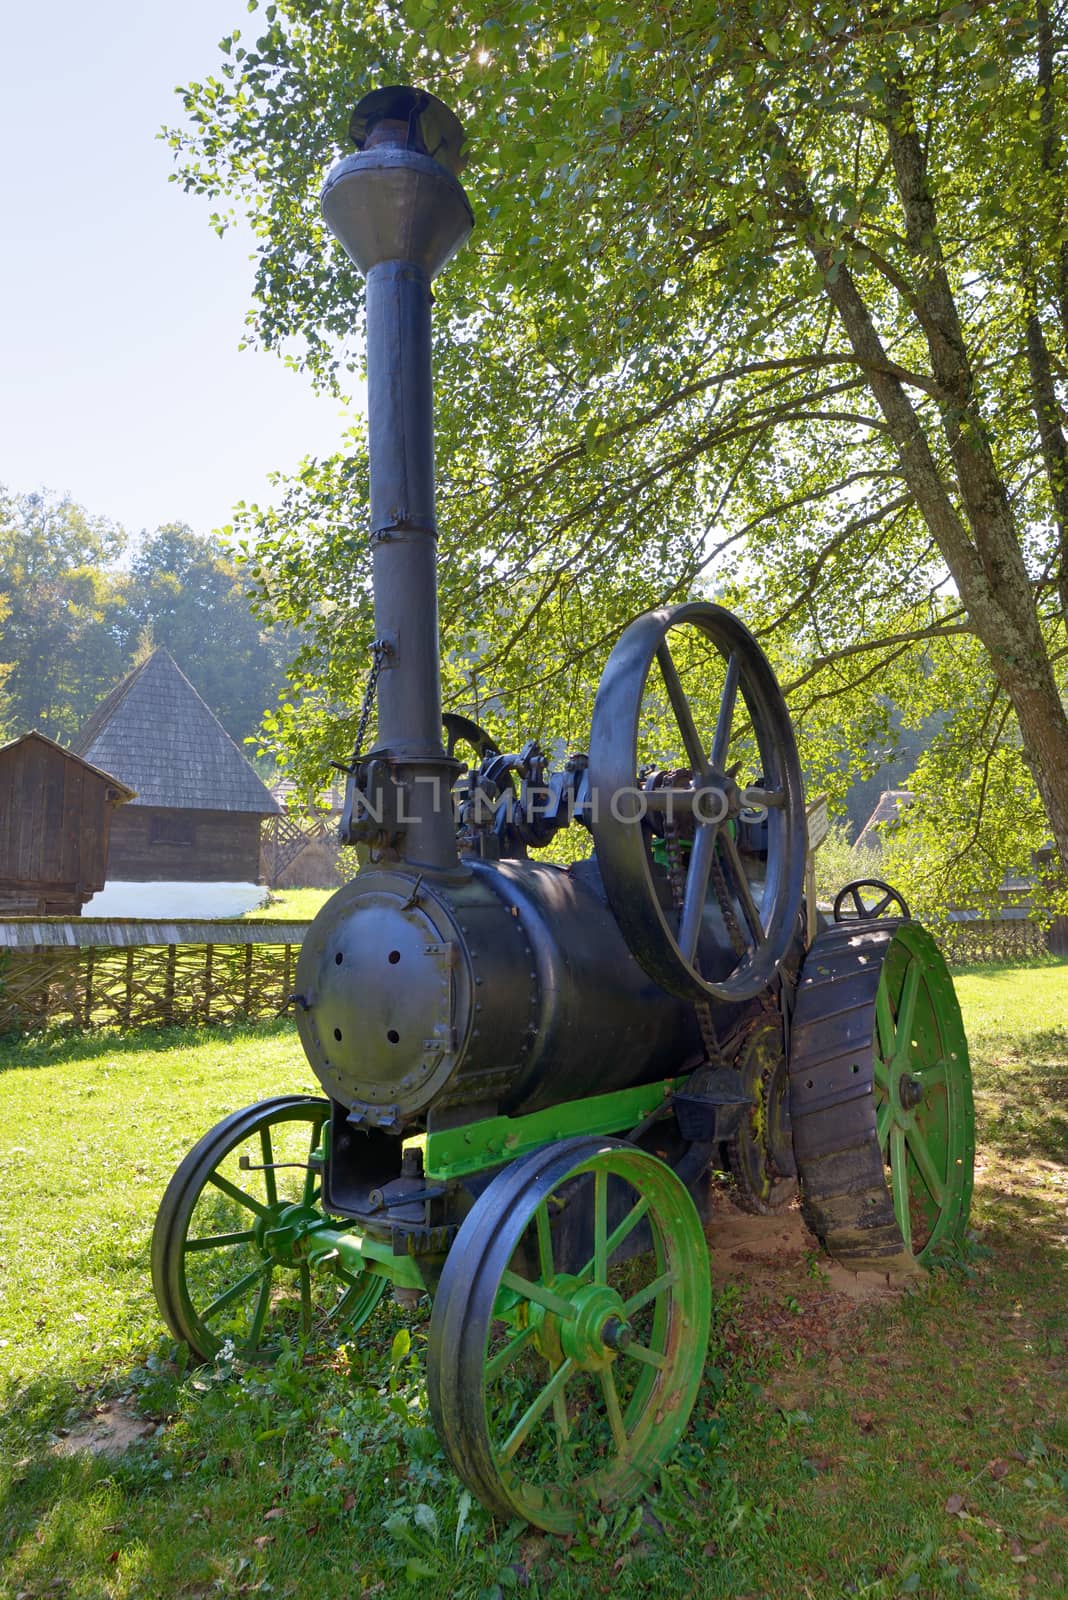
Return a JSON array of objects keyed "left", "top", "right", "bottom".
[{"left": 321, "top": 86, "right": 473, "bottom": 871}]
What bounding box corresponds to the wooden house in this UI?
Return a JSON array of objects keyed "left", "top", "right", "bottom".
[
  {"left": 0, "top": 731, "right": 135, "bottom": 914},
  {"left": 73, "top": 649, "right": 280, "bottom": 884}
]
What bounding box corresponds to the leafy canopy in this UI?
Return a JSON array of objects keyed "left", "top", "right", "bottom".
[{"left": 170, "top": 0, "right": 1068, "bottom": 912}]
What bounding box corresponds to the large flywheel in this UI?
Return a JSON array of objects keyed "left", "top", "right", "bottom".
[
  {"left": 588, "top": 602, "right": 807, "bottom": 1003},
  {"left": 789, "top": 920, "right": 974, "bottom": 1272}
]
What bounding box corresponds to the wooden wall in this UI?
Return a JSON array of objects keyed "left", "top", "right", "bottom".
[
  {"left": 106, "top": 807, "right": 264, "bottom": 882},
  {"left": 0, "top": 737, "right": 120, "bottom": 913}
]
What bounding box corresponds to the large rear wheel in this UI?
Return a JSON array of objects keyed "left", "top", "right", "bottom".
[{"left": 789, "top": 921, "right": 974, "bottom": 1270}]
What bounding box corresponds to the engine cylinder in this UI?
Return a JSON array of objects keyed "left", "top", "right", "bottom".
[{"left": 294, "top": 858, "right": 773, "bottom": 1131}]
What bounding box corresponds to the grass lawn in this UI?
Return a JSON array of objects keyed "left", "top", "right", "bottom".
[
  {"left": 241, "top": 888, "right": 334, "bottom": 921},
  {"left": 0, "top": 965, "right": 1065, "bottom": 1599}
]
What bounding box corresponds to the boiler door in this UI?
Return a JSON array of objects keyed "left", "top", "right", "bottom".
[{"left": 295, "top": 880, "right": 470, "bottom": 1128}]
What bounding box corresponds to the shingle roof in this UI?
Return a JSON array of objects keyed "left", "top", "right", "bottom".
[
  {"left": 0, "top": 730, "right": 136, "bottom": 800},
  {"left": 73, "top": 650, "right": 280, "bottom": 815}
]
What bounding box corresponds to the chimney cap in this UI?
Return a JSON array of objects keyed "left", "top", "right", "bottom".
[{"left": 348, "top": 86, "right": 468, "bottom": 178}]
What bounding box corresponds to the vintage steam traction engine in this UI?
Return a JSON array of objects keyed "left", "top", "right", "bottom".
[{"left": 153, "top": 88, "right": 975, "bottom": 1531}]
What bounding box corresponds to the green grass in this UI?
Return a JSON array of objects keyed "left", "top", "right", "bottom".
[
  {"left": 1, "top": 966, "right": 1066, "bottom": 1598},
  {"left": 241, "top": 888, "right": 334, "bottom": 921}
]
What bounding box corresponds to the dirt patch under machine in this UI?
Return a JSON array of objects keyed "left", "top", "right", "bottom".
[
  {"left": 52, "top": 1400, "right": 156, "bottom": 1459},
  {"left": 704, "top": 1182, "right": 905, "bottom": 1365}
]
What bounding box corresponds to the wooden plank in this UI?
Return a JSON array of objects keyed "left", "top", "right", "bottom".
[
  {"left": 806, "top": 793, "right": 829, "bottom": 852},
  {"left": 0, "top": 919, "right": 311, "bottom": 948}
]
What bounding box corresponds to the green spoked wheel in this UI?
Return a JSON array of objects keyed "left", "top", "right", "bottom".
[
  {"left": 427, "top": 1137, "right": 711, "bottom": 1533},
  {"left": 871, "top": 924, "right": 974, "bottom": 1260},
  {"left": 152, "top": 1096, "right": 386, "bottom": 1362},
  {"left": 790, "top": 920, "right": 974, "bottom": 1271},
  {"left": 727, "top": 1017, "right": 797, "bottom": 1215}
]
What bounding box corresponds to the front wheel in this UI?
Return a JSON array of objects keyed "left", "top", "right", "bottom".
[
  {"left": 152, "top": 1095, "right": 386, "bottom": 1362},
  {"left": 427, "top": 1137, "right": 711, "bottom": 1532}
]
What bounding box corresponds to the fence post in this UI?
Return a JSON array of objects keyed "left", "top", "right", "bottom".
[
  {"left": 164, "top": 945, "right": 177, "bottom": 1026},
  {"left": 83, "top": 946, "right": 94, "bottom": 1029},
  {"left": 243, "top": 943, "right": 254, "bottom": 1016}
]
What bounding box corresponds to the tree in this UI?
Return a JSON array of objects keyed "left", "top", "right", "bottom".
[
  {"left": 128, "top": 524, "right": 289, "bottom": 744},
  {"left": 0, "top": 487, "right": 133, "bottom": 739},
  {"left": 171, "top": 0, "right": 1068, "bottom": 894}
]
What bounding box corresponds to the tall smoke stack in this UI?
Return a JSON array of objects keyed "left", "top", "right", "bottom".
[{"left": 321, "top": 86, "right": 473, "bottom": 870}]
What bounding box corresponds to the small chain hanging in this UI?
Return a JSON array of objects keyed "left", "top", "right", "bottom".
[{"left": 348, "top": 639, "right": 388, "bottom": 764}]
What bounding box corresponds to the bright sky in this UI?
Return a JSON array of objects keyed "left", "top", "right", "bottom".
[{"left": 0, "top": 0, "right": 348, "bottom": 540}]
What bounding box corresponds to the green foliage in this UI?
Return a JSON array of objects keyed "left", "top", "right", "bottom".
[
  {"left": 0, "top": 487, "right": 290, "bottom": 749},
  {"left": 128, "top": 522, "right": 290, "bottom": 743},
  {"left": 0, "top": 487, "right": 132, "bottom": 739},
  {"left": 166, "top": 0, "right": 1068, "bottom": 905}
]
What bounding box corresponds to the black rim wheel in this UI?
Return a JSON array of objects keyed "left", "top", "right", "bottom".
[
  {"left": 833, "top": 879, "right": 911, "bottom": 923},
  {"left": 588, "top": 602, "right": 806, "bottom": 1002},
  {"left": 790, "top": 922, "right": 974, "bottom": 1270},
  {"left": 152, "top": 1096, "right": 387, "bottom": 1362},
  {"left": 427, "top": 1137, "right": 711, "bottom": 1532}
]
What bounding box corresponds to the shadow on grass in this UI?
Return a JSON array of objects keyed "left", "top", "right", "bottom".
[
  {"left": 0, "top": 1017, "right": 296, "bottom": 1074},
  {"left": 973, "top": 1030, "right": 1068, "bottom": 1163}
]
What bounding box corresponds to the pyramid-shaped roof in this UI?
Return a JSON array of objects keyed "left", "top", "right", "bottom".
[{"left": 73, "top": 650, "right": 280, "bottom": 815}]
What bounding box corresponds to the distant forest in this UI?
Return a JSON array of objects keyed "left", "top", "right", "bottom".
[{"left": 0, "top": 486, "right": 287, "bottom": 758}]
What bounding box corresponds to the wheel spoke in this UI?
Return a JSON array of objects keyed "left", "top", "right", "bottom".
[
  {"left": 710, "top": 653, "right": 739, "bottom": 771},
  {"left": 743, "top": 785, "right": 785, "bottom": 809},
  {"left": 534, "top": 1202, "right": 554, "bottom": 1280},
  {"left": 851, "top": 887, "right": 866, "bottom": 918},
  {"left": 626, "top": 1340, "right": 669, "bottom": 1371},
  {"left": 498, "top": 1357, "right": 575, "bottom": 1464},
  {"left": 500, "top": 1270, "right": 577, "bottom": 1320},
  {"left": 718, "top": 828, "right": 766, "bottom": 947},
  {"left": 678, "top": 825, "right": 717, "bottom": 962},
  {"left": 873, "top": 1057, "right": 891, "bottom": 1093},
  {"left": 207, "top": 1170, "right": 269, "bottom": 1218},
  {"left": 599, "top": 1366, "right": 628, "bottom": 1452},
  {"left": 299, "top": 1263, "right": 313, "bottom": 1335},
  {"left": 918, "top": 1059, "right": 948, "bottom": 1089},
  {"left": 906, "top": 1125, "right": 945, "bottom": 1208},
  {"left": 893, "top": 961, "right": 921, "bottom": 1064},
  {"left": 890, "top": 1125, "right": 912, "bottom": 1254},
  {"left": 875, "top": 986, "right": 895, "bottom": 1064},
  {"left": 203, "top": 1261, "right": 272, "bottom": 1322},
  {"left": 303, "top": 1123, "right": 323, "bottom": 1206},
  {"left": 594, "top": 1165, "right": 608, "bottom": 1283},
  {"left": 328, "top": 1276, "right": 372, "bottom": 1330},
  {"left": 552, "top": 1388, "right": 570, "bottom": 1445},
  {"left": 624, "top": 1269, "right": 678, "bottom": 1318},
  {"left": 246, "top": 1265, "right": 274, "bottom": 1349},
  {"left": 875, "top": 1100, "right": 893, "bottom": 1154},
  {"left": 655, "top": 642, "right": 708, "bottom": 774},
  {"left": 260, "top": 1125, "right": 277, "bottom": 1207},
  {"left": 185, "top": 1229, "right": 257, "bottom": 1253},
  {"left": 577, "top": 1196, "right": 651, "bottom": 1281},
  {"left": 485, "top": 1325, "right": 537, "bottom": 1383}
]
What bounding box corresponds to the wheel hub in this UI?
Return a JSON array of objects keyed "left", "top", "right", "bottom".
[
  {"left": 898, "top": 1074, "right": 924, "bottom": 1111},
  {"left": 524, "top": 1276, "right": 630, "bottom": 1372},
  {"left": 256, "top": 1200, "right": 324, "bottom": 1265}
]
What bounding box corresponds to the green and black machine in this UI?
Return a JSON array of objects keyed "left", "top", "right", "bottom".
[{"left": 152, "top": 87, "right": 975, "bottom": 1533}]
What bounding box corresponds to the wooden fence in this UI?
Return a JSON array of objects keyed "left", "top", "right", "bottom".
[
  {"left": 935, "top": 916, "right": 1064, "bottom": 967},
  {"left": 0, "top": 920, "right": 310, "bottom": 1035},
  {"left": 0, "top": 908, "right": 1063, "bottom": 1038}
]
